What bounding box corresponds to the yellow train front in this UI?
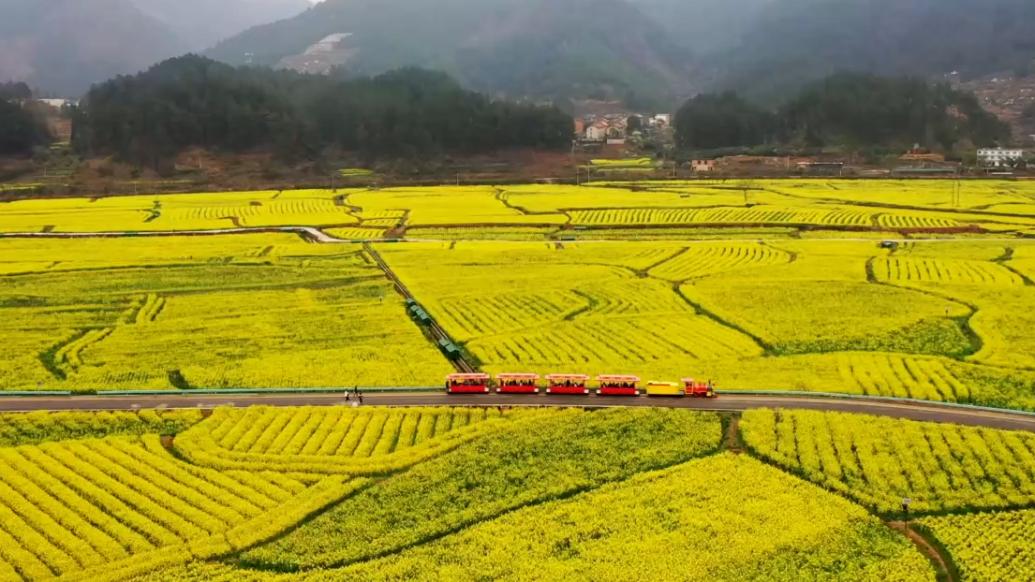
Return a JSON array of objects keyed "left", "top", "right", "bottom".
[{"left": 644, "top": 381, "right": 683, "bottom": 397}]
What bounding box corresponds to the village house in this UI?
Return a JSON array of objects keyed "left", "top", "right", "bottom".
[
  {"left": 648, "top": 114, "right": 672, "bottom": 129},
  {"left": 977, "top": 147, "right": 1025, "bottom": 168},
  {"left": 584, "top": 122, "right": 608, "bottom": 142},
  {"left": 691, "top": 159, "right": 716, "bottom": 173},
  {"left": 899, "top": 145, "right": 946, "bottom": 164}
]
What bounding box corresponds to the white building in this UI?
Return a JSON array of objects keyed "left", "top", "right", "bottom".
[
  {"left": 977, "top": 148, "right": 1025, "bottom": 168},
  {"left": 647, "top": 114, "right": 672, "bottom": 129},
  {"left": 584, "top": 125, "right": 607, "bottom": 141},
  {"left": 691, "top": 159, "right": 716, "bottom": 173},
  {"left": 37, "top": 98, "right": 75, "bottom": 109}
]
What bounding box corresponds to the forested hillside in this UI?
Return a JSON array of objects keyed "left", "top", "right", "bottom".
[
  {"left": 675, "top": 73, "right": 1010, "bottom": 151},
  {"left": 207, "top": 0, "right": 693, "bottom": 108},
  {"left": 713, "top": 0, "right": 1035, "bottom": 100},
  {"left": 72, "top": 56, "right": 573, "bottom": 166}
]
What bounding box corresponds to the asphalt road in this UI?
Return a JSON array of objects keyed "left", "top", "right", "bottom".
[{"left": 1, "top": 392, "right": 1033, "bottom": 433}]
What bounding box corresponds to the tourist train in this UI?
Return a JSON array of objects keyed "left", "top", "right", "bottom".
[{"left": 446, "top": 373, "right": 716, "bottom": 398}]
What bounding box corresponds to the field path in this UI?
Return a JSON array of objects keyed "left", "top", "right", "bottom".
[
  {"left": 885, "top": 521, "right": 958, "bottom": 582},
  {"left": 0, "top": 229, "right": 1031, "bottom": 245},
  {"left": 0, "top": 226, "right": 352, "bottom": 243},
  {"left": 1, "top": 392, "right": 1033, "bottom": 433}
]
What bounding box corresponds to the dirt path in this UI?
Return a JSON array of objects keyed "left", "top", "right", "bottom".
[
  {"left": 722, "top": 415, "right": 744, "bottom": 454},
  {"left": 885, "top": 521, "right": 958, "bottom": 582}
]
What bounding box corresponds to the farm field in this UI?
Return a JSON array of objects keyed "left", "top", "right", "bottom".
[
  {"left": 3, "top": 406, "right": 999, "bottom": 582},
  {"left": 740, "top": 409, "right": 1035, "bottom": 513},
  {"left": 378, "top": 238, "right": 1035, "bottom": 410},
  {"left": 2, "top": 180, "right": 1035, "bottom": 237},
  {"left": 0, "top": 235, "right": 451, "bottom": 391},
  {"left": 4, "top": 181, "right": 1035, "bottom": 581},
  {"left": 2, "top": 179, "right": 1035, "bottom": 408},
  {"left": 919, "top": 510, "right": 1035, "bottom": 582}
]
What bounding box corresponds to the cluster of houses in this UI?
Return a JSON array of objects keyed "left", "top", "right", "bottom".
[
  {"left": 575, "top": 113, "right": 672, "bottom": 145},
  {"left": 976, "top": 147, "right": 1027, "bottom": 168},
  {"left": 686, "top": 146, "right": 1032, "bottom": 178}
]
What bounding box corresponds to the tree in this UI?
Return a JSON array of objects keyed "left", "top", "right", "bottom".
[
  {"left": 627, "top": 115, "right": 644, "bottom": 135},
  {"left": 1022, "top": 102, "right": 1035, "bottom": 122},
  {"left": 673, "top": 73, "right": 1011, "bottom": 152},
  {"left": 0, "top": 82, "right": 32, "bottom": 101},
  {"left": 0, "top": 98, "right": 50, "bottom": 155},
  {"left": 72, "top": 56, "right": 573, "bottom": 165},
  {"left": 780, "top": 73, "right": 1010, "bottom": 150},
  {"left": 674, "top": 92, "right": 774, "bottom": 149}
]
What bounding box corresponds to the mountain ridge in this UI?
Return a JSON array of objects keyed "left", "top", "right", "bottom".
[
  {"left": 206, "top": 0, "right": 695, "bottom": 108},
  {"left": 0, "top": 0, "right": 309, "bottom": 96}
]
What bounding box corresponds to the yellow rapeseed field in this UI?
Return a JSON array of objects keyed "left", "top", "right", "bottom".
[
  {"left": 0, "top": 235, "right": 451, "bottom": 391},
  {"left": 324, "top": 454, "right": 934, "bottom": 581},
  {"left": 2, "top": 180, "right": 1035, "bottom": 406},
  {"left": 741, "top": 409, "right": 1035, "bottom": 513},
  {"left": 919, "top": 509, "right": 1035, "bottom": 582}
]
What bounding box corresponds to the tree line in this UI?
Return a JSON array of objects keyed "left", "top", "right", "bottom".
[
  {"left": 71, "top": 56, "right": 574, "bottom": 166},
  {"left": 675, "top": 73, "right": 1011, "bottom": 153},
  {"left": 0, "top": 82, "right": 51, "bottom": 156}
]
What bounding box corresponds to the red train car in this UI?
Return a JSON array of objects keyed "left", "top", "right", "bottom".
[
  {"left": 546, "top": 374, "right": 590, "bottom": 395},
  {"left": 446, "top": 373, "right": 491, "bottom": 394},
  {"left": 497, "top": 373, "right": 540, "bottom": 394},
  {"left": 683, "top": 378, "right": 716, "bottom": 398},
  {"left": 597, "top": 375, "right": 640, "bottom": 397}
]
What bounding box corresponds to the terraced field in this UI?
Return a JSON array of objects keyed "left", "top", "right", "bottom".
[
  {"left": 919, "top": 510, "right": 1035, "bottom": 581},
  {"left": 648, "top": 242, "right": 792, "bottom": 280},
  {"left": 568, "top": 206, "right": 880, "bottom": 228},
  {"left": 741, "top": 409, "right": 1035, "bottom": 513},
  {"left": 3, "top": 179, "right": 1035, "bottom": 581},
  {"left": 872, "top": 258, "right": 1025, "bottom": 286},
  {"left": 834, "top": 353, "right": 972, "bottom": 401},
  {"left": 0, "top": 435, "right": 307, "bottom": 579},
  {"left": 3, "top": 180, "right": 1035, "bottom": 411},
  {"left": 377, "top": 237, "right": 1035, "bottom": 410},
  {"left": 174, "top": 407, "right": 511, "bottom": 476},
  {"left": 0, "top": 235, "right": 451, "bottom": 391},
  {"left": 5, "top": 406, "right": 1034, "bottom": 581}
]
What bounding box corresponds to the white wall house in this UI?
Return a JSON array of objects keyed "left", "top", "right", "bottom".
[
  {"left": 585, "top": 125, "right": 607, "bottom": 141},
  {"left": 977, "top": 148, "right": 1025, "bottom": 168}
]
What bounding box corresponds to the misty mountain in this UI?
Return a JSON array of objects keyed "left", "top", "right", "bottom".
[
  {"left": 0, "top": 0, "right": 184, "bottom": 96},
  {"left": 627, "top": 0, "right": 775, "bottom": 54},
  {"left": 0, "top": 0, "right": 308, "bottom": 96},
  {"left": 133, "top": 0, "right": 310, "bottom": 50},
  {"left": 206, "top": 0, "right": 694, "bottom": 108},
  {"left": 712, "top": 0, "right": 1035, "bottom": 101}
]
